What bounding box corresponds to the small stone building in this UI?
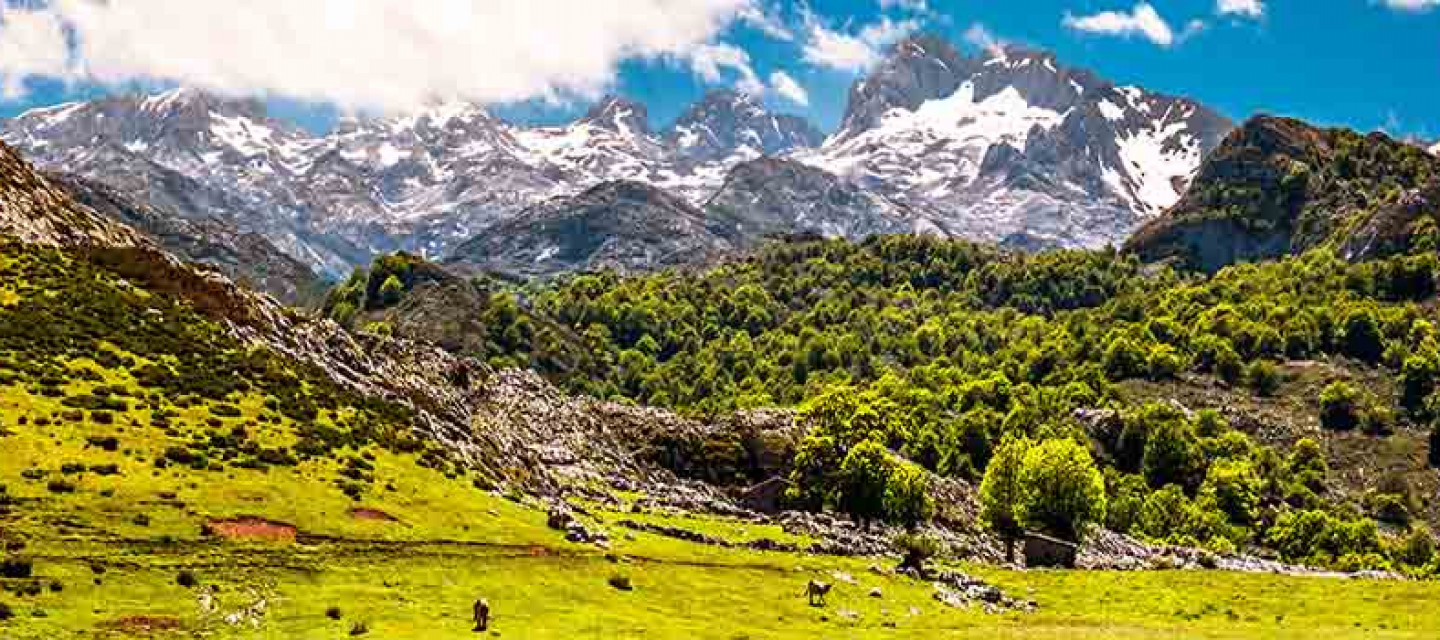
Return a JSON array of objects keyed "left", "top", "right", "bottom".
[{"left": 1023, "top": 531, "right": 1079, "bottom": 568}]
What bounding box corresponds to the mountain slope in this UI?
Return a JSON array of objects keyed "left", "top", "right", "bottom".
[
  {"left": 664, "top": 89, "right": 824, "bottom": 163},
  {"left": 446, "top": 180, "right": 738, "bottom": 278},
  {"left": 1125, "top": 115, "right": 1440, "bottom": 271},
  {"left": 44, "top": 171, "right": 325, "bottom": 305},
  {"left": 795, "top": 36, "right": 1232, "bottom": 249}
]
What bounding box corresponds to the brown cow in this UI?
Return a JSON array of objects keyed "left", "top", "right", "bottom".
[
  {"left": 805, "top": 580, "right": 832, "bottom": 607},
  {"left": 473, "top": 598, "right": 490, "bottom": 632}
]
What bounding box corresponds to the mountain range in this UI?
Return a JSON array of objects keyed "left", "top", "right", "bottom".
[{"left": 1, "top": 34, "right": 1233, "bottom": 282}]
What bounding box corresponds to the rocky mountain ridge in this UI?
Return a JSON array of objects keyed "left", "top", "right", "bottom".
[{"left": 2, "top": 34, "right": 1235, "bottom": 279}]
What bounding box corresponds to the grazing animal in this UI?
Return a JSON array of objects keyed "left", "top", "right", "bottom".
[
  {"left": 472, "top": 598, "right": 490, "bottom": 632},
  {"left": 806, "top": 580, "right": 832, "bottom": 607}
]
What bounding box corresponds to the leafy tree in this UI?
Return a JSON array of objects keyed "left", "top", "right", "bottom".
[
  {"left": 1340, "top": 308, "right": 1386, "bottom": 363},
  {"left": 1319, "top": 381, "right": 1362, "bottom": 431},
  {"left": 1200, "top": 459, "right": 1261, "bottom": 525},
  {"left": 377, "top": 275, "right": 404, "bottom": 307},
  {"left": 837, "top": 440, "right": 892, "bottom": 528},
  {"left": 980, "top": 436, "right": 1030, "bottom": 561},
  {"left": 883, "top": 460, "right": 935, "bottom": 528},
  {"left": 1400, "top": 352, "right": 1438, "bottom": 416},
  {"left": 1104, "top": 470, "right": 1148, "bottom": 534},
  {"left": 1017, "top": 438, "right": 1107, "bottom": 542},
  {"left": 1142, "top": 418, "right": 1203, "bottom": 491}
]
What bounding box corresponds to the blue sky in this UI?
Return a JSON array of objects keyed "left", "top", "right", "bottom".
[{"left": 0, "top": 1, "right": 1437, "bottom": 140}]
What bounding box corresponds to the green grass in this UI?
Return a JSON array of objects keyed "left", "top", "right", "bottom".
[{"left": 4, "top": 368, "right": 1440, "bottom": 638}]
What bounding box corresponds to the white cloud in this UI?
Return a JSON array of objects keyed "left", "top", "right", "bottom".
[
  {"left": 879, "top": 0, "right": 928, "bottom": 11},
  {"left": 1062, "top": 2, "right": 1178, "bottom": 47},
  {"left": 0, "top": 0, "right": 771, "bottom": 113},
  {"left": 0, "top": 6, "right": 72, "bottom": 99},
  {"left": 686, "top": 42, "right": 766, "bottom": 96},
  {"left": 768, "top": 70, "right": 808, "bottom": 106},
  {"left": 800, "top": 10, "right": 921, "bottom": 72},
  {"left": 1217, "top": 0, "right": 1265, "bottom": 18},
  {"left": 962, "top": 23, "right": 1006, "bottom": 57},
  {"left": 1377, "top": 0, "right": 1440, "bottom": 10},
  {"left": 737, "top": 3, "right": 793, "bottom": 41}
]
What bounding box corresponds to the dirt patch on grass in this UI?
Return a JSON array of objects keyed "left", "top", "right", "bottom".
[
  {"left": 97, "top": 615, "right": 183, "bottom": 634},
  {"left": 203, "top": 517, "right": 297, "bottom": 542},
  {"left": 349, "top": 507, "right": 399, "bottom": 522}
]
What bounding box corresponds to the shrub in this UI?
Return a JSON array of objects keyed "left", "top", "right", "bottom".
[
  {"left": 85, "top": 436, "right": 120, "bottom": 452},
  {"left": 607, "top": 574, "right": 633, "bottom": 591},
  {"left": 1244, "top": 360, "right": 1282, "bottom": 397},
  {"left": 0, "top": 601, "right": 10, "bottom": 621},
  {"left": 1146, "top": 344, "right": 1184, "bottom": 381},
  {"left": 1319, "top": 382, "right": 1362, "bottom": 431},
  {"left": 1200, "top": 459, "right": 1261, "bottom": 525},
  {"left": 45, "top": 480, "right": 76, "bottom": 494},
  {"left": 0, "top": 558, "right": 32, "bottom": 579},
  {"left": 176, "top": 570, "right": 199, "bottom": 588},
  {"left": 1394, "top": 527, "right": 1436, "bottom": 569},
  {"left": 1017, "top": 438, "right": 1107, "bottom": 542},
  {"left": 326, "top": 606, "right": 343, "bottom": 620},
  {"left": 1104, "top": 471, "right": 1148, "bottom": 534},
  {"left": 349, "top": 621, "right": 370, "bottom": 636},
  {"left": 894, "top": 531, "right": 944, "bottom": 571},
  {"left": 1142, "top": 419, "right": 1203, "bottom": 491},
  {"left": 1340, "top": 308, "right": 1386, "bottom": 363}
]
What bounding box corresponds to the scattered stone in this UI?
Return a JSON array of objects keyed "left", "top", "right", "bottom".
[{"left": 868, "top": 587, "right": 882, "bottom": 598}]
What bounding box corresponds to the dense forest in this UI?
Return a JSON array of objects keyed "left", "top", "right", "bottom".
[{"left": 326, "top": 230, "right": 1440, "bottom": 573}]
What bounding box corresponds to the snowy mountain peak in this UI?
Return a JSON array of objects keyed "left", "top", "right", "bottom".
[
  {"left": 576, "top": 95, "right": 650, "bottom": 137},
  {"left": 664, "top": 88, "right": 822, "bottom": 163},
  {"left": 1429, "top": 141, "right": 1440, "bottom": 156}
]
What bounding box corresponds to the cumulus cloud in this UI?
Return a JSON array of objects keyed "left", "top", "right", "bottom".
[
  {"left": 1377, "top": 0, "right": 1440, "bottom": 10},
  {"left": 800, "top": 10, "right": 920, "bottom": 72},
  {"left": 1062, "top": 2, "right": 1180, "bottom": 47},
  {"left": 1217, "top": 0, "right": 1265, "bottom": 18},
  {"left": 0, "top": 5, "right": 72, "bottom": 99},
  {"left": 686, "top": 42, "right": 766, "bottom": 96},
  {"left": 0, "top": 0, "right": 774, "bottom": 112},
  {"left": 768, "top": 70, "right": 808, "bottom": 106}
]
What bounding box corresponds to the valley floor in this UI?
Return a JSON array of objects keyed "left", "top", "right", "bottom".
[
  {"left": 4, "top": 495, "right": 1440, "bottom": 639},
  {"left": 2, "top": 372, "right": 1438, "bottom": 638}
]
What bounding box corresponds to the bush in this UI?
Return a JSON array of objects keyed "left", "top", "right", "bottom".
[
  {"left": 0, "top": 558, "right": 32, "bottom": 578},
  {"left": 1394, "top": 527, "right": 1436, "bottom": 569},
  {"left": 1244, "top": 360, "right": 1282, "bottom": 397},
  {"left": 1319, "top": 382, "right": 1362, "bottom": 431},
  {"left": 894, "top": 531, "right": 944, "bottom": 571},
  {"left": 1201, "top": 459, "right": 1261, "bottom": 526},
  {"left": 176, "top": 570, "right": 199, "bottom": 588},
  {"left": 0, "top": 601, "right": 10, "bottom": 621},
  {"left": 326, "top": 606, "right": 343, "bottom": 620},
  {"left": 1142, "top": 419, "right": 1203, "bottom": 491},
  {"left": 607, "top": 574, "right": 633, "bottom": 591},
  {"left": 1104, "top": 471, "right": 1148, "bottom": 534},
  {"left": 45, "top": 480, "right": 76, "bottom": 494},
  {"left": 1017, "top": 438, "right": 1107, "bottom": 542},
  {"left": 349, "top": 621, "right": 370, "bottom": 636}
]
